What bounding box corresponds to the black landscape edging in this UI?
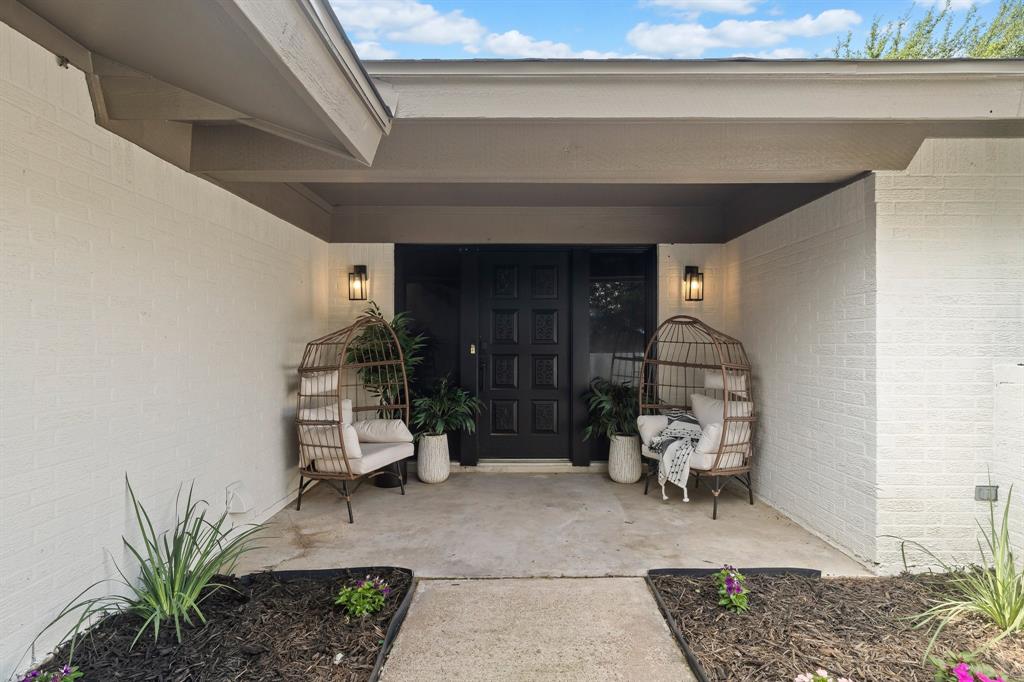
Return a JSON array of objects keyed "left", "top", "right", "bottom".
[
  {"left": 242, "top": 566, "right": 415, "bottom": 682},
  {"left": 645, "top": 567, "right": 822, "bottom": 682}
]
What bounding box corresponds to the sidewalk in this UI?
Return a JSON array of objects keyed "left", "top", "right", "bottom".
[{"left": 380, "top": 577, "right": 695, "bottom": 681}]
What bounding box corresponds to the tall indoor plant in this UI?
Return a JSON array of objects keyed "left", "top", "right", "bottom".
[
  {"left": 582, "top": 378, "right": 641, "bottom": 483},
  {"left": 412, "top": 376, "right": 482, "bottom": 483}
]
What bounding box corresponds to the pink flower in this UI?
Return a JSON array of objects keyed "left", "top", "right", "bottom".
[
  {"left": 977, "top": 674, "right": 1004, "bottom": 682},
  {"left": 953, "top": 662, "right": 974, "bottom": 682}
]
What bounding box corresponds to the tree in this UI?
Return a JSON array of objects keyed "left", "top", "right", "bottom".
[{"left": 831, "top": 0, "right": 1024, "bottom": 59}]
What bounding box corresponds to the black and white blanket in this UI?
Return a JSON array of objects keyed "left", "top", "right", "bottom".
[{"left": 648, "top": 410, "right": 702, "bottom": 501}]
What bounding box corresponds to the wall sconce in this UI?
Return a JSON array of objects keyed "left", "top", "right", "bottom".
[
  {"left": 683, "top": 265, "right": 704, "bottom": 302},
  {"left": 348, "top": 265, "right": 368, "bottom": 301}
]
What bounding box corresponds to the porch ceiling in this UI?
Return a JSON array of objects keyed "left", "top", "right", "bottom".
[{"left": 4, "top": 1, "right": 1023, "bottom": 243}]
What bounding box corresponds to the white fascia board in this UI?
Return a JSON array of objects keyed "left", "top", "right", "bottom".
[
  {"left": 222, "top": 0, "right": 392, "bottom": 164},
  {"left": 367, "top": 59, "right": 1024, "bottom": 122}
]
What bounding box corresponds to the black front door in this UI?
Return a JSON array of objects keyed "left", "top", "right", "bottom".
[{"left": 477, "top": 251, "right": 572, "bottom": 458}]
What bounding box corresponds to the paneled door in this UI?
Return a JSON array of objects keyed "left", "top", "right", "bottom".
[{"left": 477, "top": 251, "right": 572, "bottom": 458}]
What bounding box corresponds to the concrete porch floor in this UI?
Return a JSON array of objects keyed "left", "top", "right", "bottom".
[{"left": 237, "top": 473, "right": 869, "bottom": 577}]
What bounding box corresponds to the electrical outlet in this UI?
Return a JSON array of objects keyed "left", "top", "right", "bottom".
[{"left": 975, "top": 485, "right": 999, "bottom": 502}]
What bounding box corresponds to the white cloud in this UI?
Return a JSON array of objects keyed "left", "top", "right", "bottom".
[
  {"left": 330, "top": 0, "right": 484, "bottom": 46},
  {"left": 353, "top": 41, "right": 399, "bottom": 59},
  {"left": 731, "top": 47, "right": 809, "bottom": 58},
  {"left": 627, "top": 9, "right": 861, "bottom": 57},
  {"left": 642, "top": 0, "right": 761, "bottom": 17},
  {"left": 483, "top": 30, "right": 629, "bottom": 59}
]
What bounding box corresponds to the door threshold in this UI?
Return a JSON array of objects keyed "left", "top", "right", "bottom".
[{"left": 451, "top": 459, "right": 608, "bottom": 474}]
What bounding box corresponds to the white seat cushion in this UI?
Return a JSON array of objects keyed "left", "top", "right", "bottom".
[
  {"left": 643, "top": 437, "right": 744, "bottom": 470},
  {"left": 311, "top": 441, "right": 414, "bottom": 475},
  {"left": 641, "top": 444, "right": 661, "bottom": 461},
  {"left": 354, "top": 419, "right": 414, "bottom": 443},
  {"left": 690, "top": 449, "right": 746, "bottom": 470}
]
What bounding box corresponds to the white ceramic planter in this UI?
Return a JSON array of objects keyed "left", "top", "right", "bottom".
[
  {"left": 417, "top": 434, "right": 451, "bottom": 483},
  {"left": 608, "top": 434, "right": 642, "bottom": 484}
]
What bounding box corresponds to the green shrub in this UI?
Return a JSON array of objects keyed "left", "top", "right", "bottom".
[
  {"left": 41, "top": 478, "right": 263, "bottom": 656},
  {"left": 902, "top": 486, "right": 1024, "bottom": 655},
  {"left": 581, "top": 378, "right": 638, "bottom": 441},
  {"left": 335, "top": 576, "right": 391, "bottom": 617},
  {"left": 412, "top": 376, "right": 482, "bottom": 436}
]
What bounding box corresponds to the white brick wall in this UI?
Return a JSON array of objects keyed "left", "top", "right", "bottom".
[
  {"left": 0, "top": 25, "right": 329, "bottom": 678},
  {"left": 874, "top": 139, "right": 1024, "bottom": 570},
  {"left": 719, "top": 178, "right": 879, "bottom": 564}
]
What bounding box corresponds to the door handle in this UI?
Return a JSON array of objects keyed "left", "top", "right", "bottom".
[{"left": 469, "top": 343, "right": 476, "bottom": 355}]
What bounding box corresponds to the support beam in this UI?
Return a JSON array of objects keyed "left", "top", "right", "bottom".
[
  {"left": 98, "top": 76, "right": 243, "bottom": 121},
  {"left": 332, "top": 205, "right": 723, "bottom": 243}
]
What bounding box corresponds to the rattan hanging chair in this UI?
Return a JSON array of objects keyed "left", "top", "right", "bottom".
[
  {"left": 638, "top": 315, "right": 755, "bottom": 519},
  {"left": 295, "top": 312, "right": 413, "bottom": 523}
]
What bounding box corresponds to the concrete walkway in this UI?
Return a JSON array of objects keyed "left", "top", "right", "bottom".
[
  {"left": 380, "top": 577, "right": 694, "bottom": 681},
  {"left": 237, "top": 473, "right": 869, "bottom": 577}
]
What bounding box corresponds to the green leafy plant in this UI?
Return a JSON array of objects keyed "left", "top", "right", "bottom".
[
  {"left": 832, "top": 0, "right": 1024, "bottom": 59},
  {"left": 930, "top": 651, "right": 1006, "bottom": 682},
  {"left": 351, "top": 302, "right": 427, "bottom": 410},
  {"left": 335, "top": 576, "right": 391, "bottom": 617},
  {"left": 714, "top": 565, "right": 750, "bottom": 613},
  {"left": 581, "top": 378, "right": 638, "bottom": 441},
  {"left": 412, "top": 376, "right": 482, "bottom": 436},
  {"left": 901, "top": 486, "right": 1024, "bottom": 656},
  {"left": 39, "top": 478, "right": 263, "bottom": 657}
]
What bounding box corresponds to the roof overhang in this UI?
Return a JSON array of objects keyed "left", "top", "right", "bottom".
[
  {"left": 3, "top": 2, "right": 1023, "bottom": 243},
  {"left": 2, "top": 0, "right": 394, "bottom": 239}
]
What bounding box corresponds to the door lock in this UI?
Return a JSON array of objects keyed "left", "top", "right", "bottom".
[{"left": 469, "top": 343, "right": 476, "bottom": 355}]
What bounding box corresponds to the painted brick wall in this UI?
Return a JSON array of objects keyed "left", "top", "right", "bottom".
[
  {"left": 0, "top": 25, "right": 329, "bottom": 677},
  {"left": 874, "top": 139, "right": 1024, "bottom": 570},
  {"left": 719, "top": 178, "right": 880, "bottom": 565}
]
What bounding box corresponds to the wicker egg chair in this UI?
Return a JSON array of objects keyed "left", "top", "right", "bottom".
[
  {"left": 638, "top": 315, "right": 755, "bottom": 519},
  {"left": 295, "top": 312, "right": 412, "bottom": 523}
]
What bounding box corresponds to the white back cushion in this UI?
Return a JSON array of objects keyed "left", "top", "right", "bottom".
[
  {"left": 341, "top": 399, "right": 353, "bottom": 425},
  {"left": 695, "top": 422, "right": 723, "bottom": 454},
  {"left": 341, "top": 423, "right": 362, "bottom": 457},
  {"left": 703, "top": 370, "right": 748, "bottom": 394},
  {"left": 300, "top": 370, "right": 339, "bottom": 396},
  {"left": 354, "top": 419, "right": 414, "bottom": 443},
  {"left": 690, "top": 393, "right": 753, "bottom": 429}
]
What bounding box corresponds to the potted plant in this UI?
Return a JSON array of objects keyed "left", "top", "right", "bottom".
[
  {"left": 582, "top": 378, "right": 641, "bottom": 483},
  {"left": 411, "top": 376, "right": 482, "bottom": 483}
]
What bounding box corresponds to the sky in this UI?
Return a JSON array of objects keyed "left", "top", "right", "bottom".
[{"left": 329, "top": 0, "right": 1001, "bottom": 60}]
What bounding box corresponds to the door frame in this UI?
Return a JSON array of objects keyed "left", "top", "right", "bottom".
[{"left": 398, "top": 244, "right": 657, "bottom": 467}]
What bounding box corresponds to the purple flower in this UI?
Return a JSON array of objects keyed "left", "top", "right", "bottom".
[{"left": 953, "top": 662, "right": 974, "bottom": 682}]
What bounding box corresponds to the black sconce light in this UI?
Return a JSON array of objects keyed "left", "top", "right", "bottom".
[
  {"left": 683, "top": 265, "right": 704, "bottom": 302},
  {"left": 348, "top": 265, "right": 368, "bottom": 301}
]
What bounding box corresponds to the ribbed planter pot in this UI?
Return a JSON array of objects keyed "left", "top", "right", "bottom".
[
  {"left": 608, "top": 434, "right": 642, "bottom": 484},
  {"left": 417, "top": 434, "right": 450, "bottom": 483}
]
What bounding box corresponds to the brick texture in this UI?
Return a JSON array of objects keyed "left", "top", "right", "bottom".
[
  {"left": 719, "top": 178, "right": 879, "bottom": 565},
  {"left": 0, "top": 25, "right": 329, "bottom": 677},
  {"left": 874, "top": 139, "right": 1024, "bottom": 570}
]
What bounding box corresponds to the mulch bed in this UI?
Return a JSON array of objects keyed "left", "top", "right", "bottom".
[
  {"left": 49, "top": 567, "right": 412, "bottom": 681},
  {"left": 650, "top": 572, "right": 1024, "bottom": 682}
]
